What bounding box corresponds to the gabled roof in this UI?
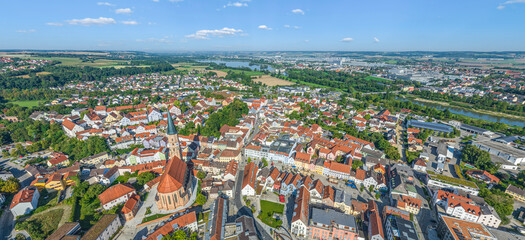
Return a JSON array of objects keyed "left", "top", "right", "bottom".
[
  {"left": 157, "top": 156, "right": 188, "bottom": 194},
  {"left": 98, "top": 183, "right": 135, "bottom": 206}
]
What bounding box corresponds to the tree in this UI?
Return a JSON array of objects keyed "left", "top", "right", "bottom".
[
  {"left": 137, "top": 171, "right": 156, "bottom": 186},
  {"left": 369, "top": 185, "right": 375, "bottom": 193},
  {"left": 261, "top": 158, "right": 268, "bottom": 167},
  {"left": 0, "top": 177, "right": 21, "bottom": 193},
  {"left": 195, "top": 193, "right": 207, "bottom": 206},
  {"left": 461, "top": 144, "right": 498, "bottom": 173},
  {"left": 352, "top": 160, "right": 363, "bottom": 170},
  {"left": 196, "top": 170, "right": 207, "bottom": 180}
]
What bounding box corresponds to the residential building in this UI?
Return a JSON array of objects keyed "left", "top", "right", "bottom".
[
  {"left": 505, "top": 185, "right": 525, "bottom": 203},
  {"left": 121, "top": 193, "right": 141, "bottom": 221},
  {"left": 291, "top": 186, "right": 310, "bottom": 237},
  {"left": 98, "top": 183, "right": 136, "bottom": 210},
  {"left": 384, "top": 215, "right": 419, "bottom": 240},
  {"left": 205, "top": 197, "right": 228, "bottom": 240},
  {"left": 308, "top": 208, "right": 359, "bottom": 240},
  {"left": 437, "top": 215, "right": 496, "bottom": 240},
  {"left": 241, "top": 162, "right": 259, "bottom": 196},
  {"left": 145, "top": 212, "right": 198, "bottom": 240},
  {"left": 80, "top": 214, "right": 122, "bottom": 240},
  {"left": 10, "top": 186, "right": 40, "bottom": 217}
]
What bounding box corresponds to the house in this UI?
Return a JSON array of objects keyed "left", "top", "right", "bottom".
[
  {"left": 505, "top": 185, "right": 525, "bottom": 203},
  {"left": 80, "top": 152, "right": 110, "bottom": 166},
  {"left": 218, "top": 149, "right": 241, "bottom": 162},
  {"left": 465, "top": 170, "right": 499, "bottom": 185},
  {"left": 437, "top": 215, "right": 496, "bottom": 240},
  {"left": 384, "top": 215, "right": 420, "bottom": 240},
  {"left": 291, "top": 186, "right": 310, "bottom": 237},
  {"left": 241, "top": 162, "right": 258, "bottom": 196},
  {"left": 205, "top": 197, "right": 228, "bottom": 240},
  {"left": 46, "top": 222, "right": 81, "bottom": 240},
  {"left": 125, "top": 147, "right": 166, "bottom": 165},
  {"left": 235, "top": 216, "right": 258, "bottom": 240},
  {"left": 396, "top": 195, "right": 421, "bottom": 215},
  {"left": 412, "top": 159, "right": 427, "bottom": 172},
  {"left": 98, "top": 183, "right": 136, "bottom": 210},
  {"left": 0, "top": 170, "right": 14, "bottom": 180},
  {"left": 80, "top": 214, "right": 121, "bottom": 240},
  {"left": 47, "top": 152, "right": 70, "bottom": 168},
  {"left": 223, "top": 160, "right": 238, "bottom": 181},
  {"left": 121, "top": 193, "right": 141, "bottom": 221},
  {"left": 308, "top": 208, "right": 358, "bottom": 240},
  {"left": 10, "top": 186, "right": 40, "bottom": 217},
  {"left": 62, "top": 119, "right": 85, "bottom": 138},
  {"left": 368, "top": 208, "right": 384, "bottom": 240},
  {"left": 145, "top": 212, "right": 198, "bottom": 240}
]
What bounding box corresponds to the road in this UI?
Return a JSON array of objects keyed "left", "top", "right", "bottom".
[
  {"left": 0, "top": 210, "right": 15, "bottom": 240},
  {"left": 232, "top": 167, "right": 273, "bottom": 240}
]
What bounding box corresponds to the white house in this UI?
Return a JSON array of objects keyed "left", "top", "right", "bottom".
[
  {"left": 62, "top": 119, "right": 85, "bottom": 138},
  {"left": 98, "top": 183, "right": 136, "bottom": 210},
  {"left": 148, "top": 108, "right": 163, "bottom": 122},
  {"left": 10, "top": 187, "right": 40, "bottom": 217},
  {"left": 241, "top": 162, "right": 258, "bottom": 196},
  {"left": 125, "top": 147, "right": 166, "bottom": 165},
  {"left": 444, "top": 198, "right": 480, "bottom": 223},
  {"left": 412, "top": 159, "right": 427, "bottom": 172}
]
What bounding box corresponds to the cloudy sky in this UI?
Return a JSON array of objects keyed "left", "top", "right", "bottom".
[{"left": 1, "top": 0, "right": 525, "bottom": 51}]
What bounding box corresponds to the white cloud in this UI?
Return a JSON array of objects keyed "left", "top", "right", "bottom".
[
  {"left": 498, "top": 0, "right": 525, "bottom": 9},
  {"left": 291, "top": 9, "right": 304, "bottom": 15},
  {"left": 121, "top": 20, "right": 138, "bottom": 25},
  {"left": 304, "top": 40, "right": 310, "bottom": 43},
  {"left": 152, "top": 0, "right": 159, "bottom": 2},
  {"left": 258, "top": 25, "right": 272, "bottom": 30},
  {"left": 186, "top": 27, "right": 243, "bottom": 40},
  {"left": 374, "top": 37, "right": 380, "bottom": 43},
  {"left": 97, "top": 2, "right": 114, "bottom": 6},
  {"left": 46, "top": 22, "right": 63, "bottom": 26},
  {"left": 115, "top": 8, "right": 133, "bottom": 14},
  {"left": 169, "top": 0, "right": 184, "bottom": 2},
  {"left": 224, "top": 2, "right": 248, "bottom": 8},
  {"left": 341, "top": 37, "right": 353, "bottom": 42},
  {"left": 66, "top": 17, "right": 116, "bottom": 26},
  {"left": 17, "top": 29, "right": 36, "bottom": 33},
  {"left": 284, "top": 24, "right": 300, "bottom": 29}
]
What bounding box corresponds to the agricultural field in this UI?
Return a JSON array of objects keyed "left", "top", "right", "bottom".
[{"left": 253, "top": 75, "right": 294, "bottom": 86}]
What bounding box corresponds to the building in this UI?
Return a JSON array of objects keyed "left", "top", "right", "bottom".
[
  {"left": 505, "top": 185, "right": 525, "bottom": 203},
  {"left": 156, "top": 112, "right": 193, "bottom": 211},
  {"left": 396, "top": 195, "right": 421, "bottom": 215},
  {"left": 235, "top": 216, "right": 258, "bottom": 240},
  {"left": 478, "top": 204, "right": 501, "bottom": 228},
  {"left": 407, "top": 120, "right": 453, "bottom": 133},
  {"left": 98, "top": 183, "right": 136, "bottom": 210},
  {"left": 10, "top": 186, "right": 40, "bottom": 217},
  {"left": 205, "top": 197, "right": 228, "bottom": 240},
  {"left": 47, "top": 152, "right": 70, "bottom": 168},
  {"left": 125, "top": 147, "right": 166, "bottom": 165},
  {"left": 464, "top": 170, "right": 500, "bottom": 185},
  {"left": 145, "top": 211, "right": 198, "bottom": 240},
  {"left": 437, "top": 215, "right": 496, "bottom": 240},
  {"left": 384, "top": 215, "right": 419, "bottom": 240},
  {"left": 121, "top": 193, "right": 141, "bottom": 221},
  {"left": 426, "top": 172, "right": 479, "bottom": 196},
  {"left": 308, "top": 208, "right": 359, "bottom": 240},
  {"left": 291, "top": 186, "right": 310, "bottom": 237},
  {"left": 241, "top": 162, "right": 259, "bottom": 196},
  {"left": 473, "top": 140, "right": 525, "bottom": 166},
  {"left": 0, "top": 170, "right": 14, "bottom": 180},
  {"left": 46, "top": 222, "right": 81, "bottom": 240},
  {"left": 80, "top": 152, "right": 110, "bottom": 166},
  {"left": 80, "top": 214, "right": 122, "bottom": 240}
]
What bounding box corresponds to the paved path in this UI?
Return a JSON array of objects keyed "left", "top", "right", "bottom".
[{"left": 0, "top": 209, "right": 14, "bottom": 240}]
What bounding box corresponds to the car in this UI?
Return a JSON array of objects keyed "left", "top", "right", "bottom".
[{"left": 279, "top": 195, "right": 285, "bottom": 203}]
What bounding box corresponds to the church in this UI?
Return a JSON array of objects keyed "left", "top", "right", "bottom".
[{"left": 156, "top": 111, "right": 193, "bottom": 210}]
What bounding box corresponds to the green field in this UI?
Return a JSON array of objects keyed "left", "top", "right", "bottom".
[
  {"left": 365, "top": 76, "right": 392, "bottom": 82},
  {"left": 218, "top": 68, "right": 265, "bottom": 76},
  {"left": 16, "top": 208, "right": 64, "bottom": 240},
  {"left": 258, "top": 200, "right": 284, "bottom": 228},
  {"left": 11, "top": 56, "right": 127, "bottom": 68},
  {"left": 11, "top": 100, "right": 43, "bottom": 107}
]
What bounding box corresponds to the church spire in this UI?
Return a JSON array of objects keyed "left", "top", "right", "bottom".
[{"left": 167, "top": 111, "right": 177, "bottom": 135}]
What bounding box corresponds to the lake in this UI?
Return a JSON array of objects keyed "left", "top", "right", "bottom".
[
  {"left": 198, "top": 60, "right": 274, "bottom": 71},
  {"left": 398, "top": 97, "right": 525, "bottom": 128}
]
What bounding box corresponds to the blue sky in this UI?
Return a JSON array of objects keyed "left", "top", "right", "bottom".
[{"left": 1, "top": 0, "right": 525, "bottom": 51}]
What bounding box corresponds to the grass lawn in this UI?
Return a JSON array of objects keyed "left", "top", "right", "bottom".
[
  {"left": 11, "top": 100, "right": 43, "bottom": 107},
  {"left": 258, "top": 200, "right": 284, "bottom": 228},
  {"left": 142, "top": 213, "right": 170, "bottom": 224},
  {"left": 16, "top": 208, "right": 64, "bottom": 240}
]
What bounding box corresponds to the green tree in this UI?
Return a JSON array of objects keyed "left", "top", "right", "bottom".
[
  {"left": 196, "top": 170, "right": 207, "bottom": 180},
  {"left": 137, "top": 171, "right": 156, "bottom": 186},
  {"left": 0, "top": 177, "right": 21, "bottom": 193},
  {"left": 195, "top": 193, "right": 207, "bottom": 206},
  {"left": 352, "top": 160, "right": 363, "bottom": 170}
]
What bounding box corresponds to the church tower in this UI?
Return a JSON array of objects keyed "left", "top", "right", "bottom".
[{"left": 166, "top": 111, "right": 182, "bottom": 160}]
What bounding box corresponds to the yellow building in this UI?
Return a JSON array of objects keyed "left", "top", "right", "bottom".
[
  {"left": 506, "top": 185, "right": 525, "bottom": 203},
  {"left": 45, "top": 174, "right": 65, "bottom": 191}
]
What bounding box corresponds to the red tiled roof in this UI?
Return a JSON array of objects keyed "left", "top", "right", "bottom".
[
  {"left": 98, "top": 183, "right": 135, "bottom": 207},
  {"left": 10, "top": 187, "right": 37, "bottom": 209},
  {"left": 157, "top": 156, "right": 188, "bottom": 194}
]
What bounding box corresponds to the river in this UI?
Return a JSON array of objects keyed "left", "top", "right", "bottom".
[
  {"left": 198, "top": 60, "right": 274, "bottom": 71},
  {"left": 397, "top": 97, "right": 525, "bottom": 128}
]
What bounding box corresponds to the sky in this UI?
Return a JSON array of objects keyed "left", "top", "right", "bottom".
[{"left": 1, "top": 0, "right": 525, "bottom": 52}]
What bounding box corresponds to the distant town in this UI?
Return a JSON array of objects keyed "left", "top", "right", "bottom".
[{"left": 0, "top": 51, "right": 524, "bottom": 240}]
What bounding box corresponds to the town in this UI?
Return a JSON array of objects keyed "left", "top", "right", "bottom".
[{"left": 0, "top": 50, "right": 524, "bottom": 240}]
